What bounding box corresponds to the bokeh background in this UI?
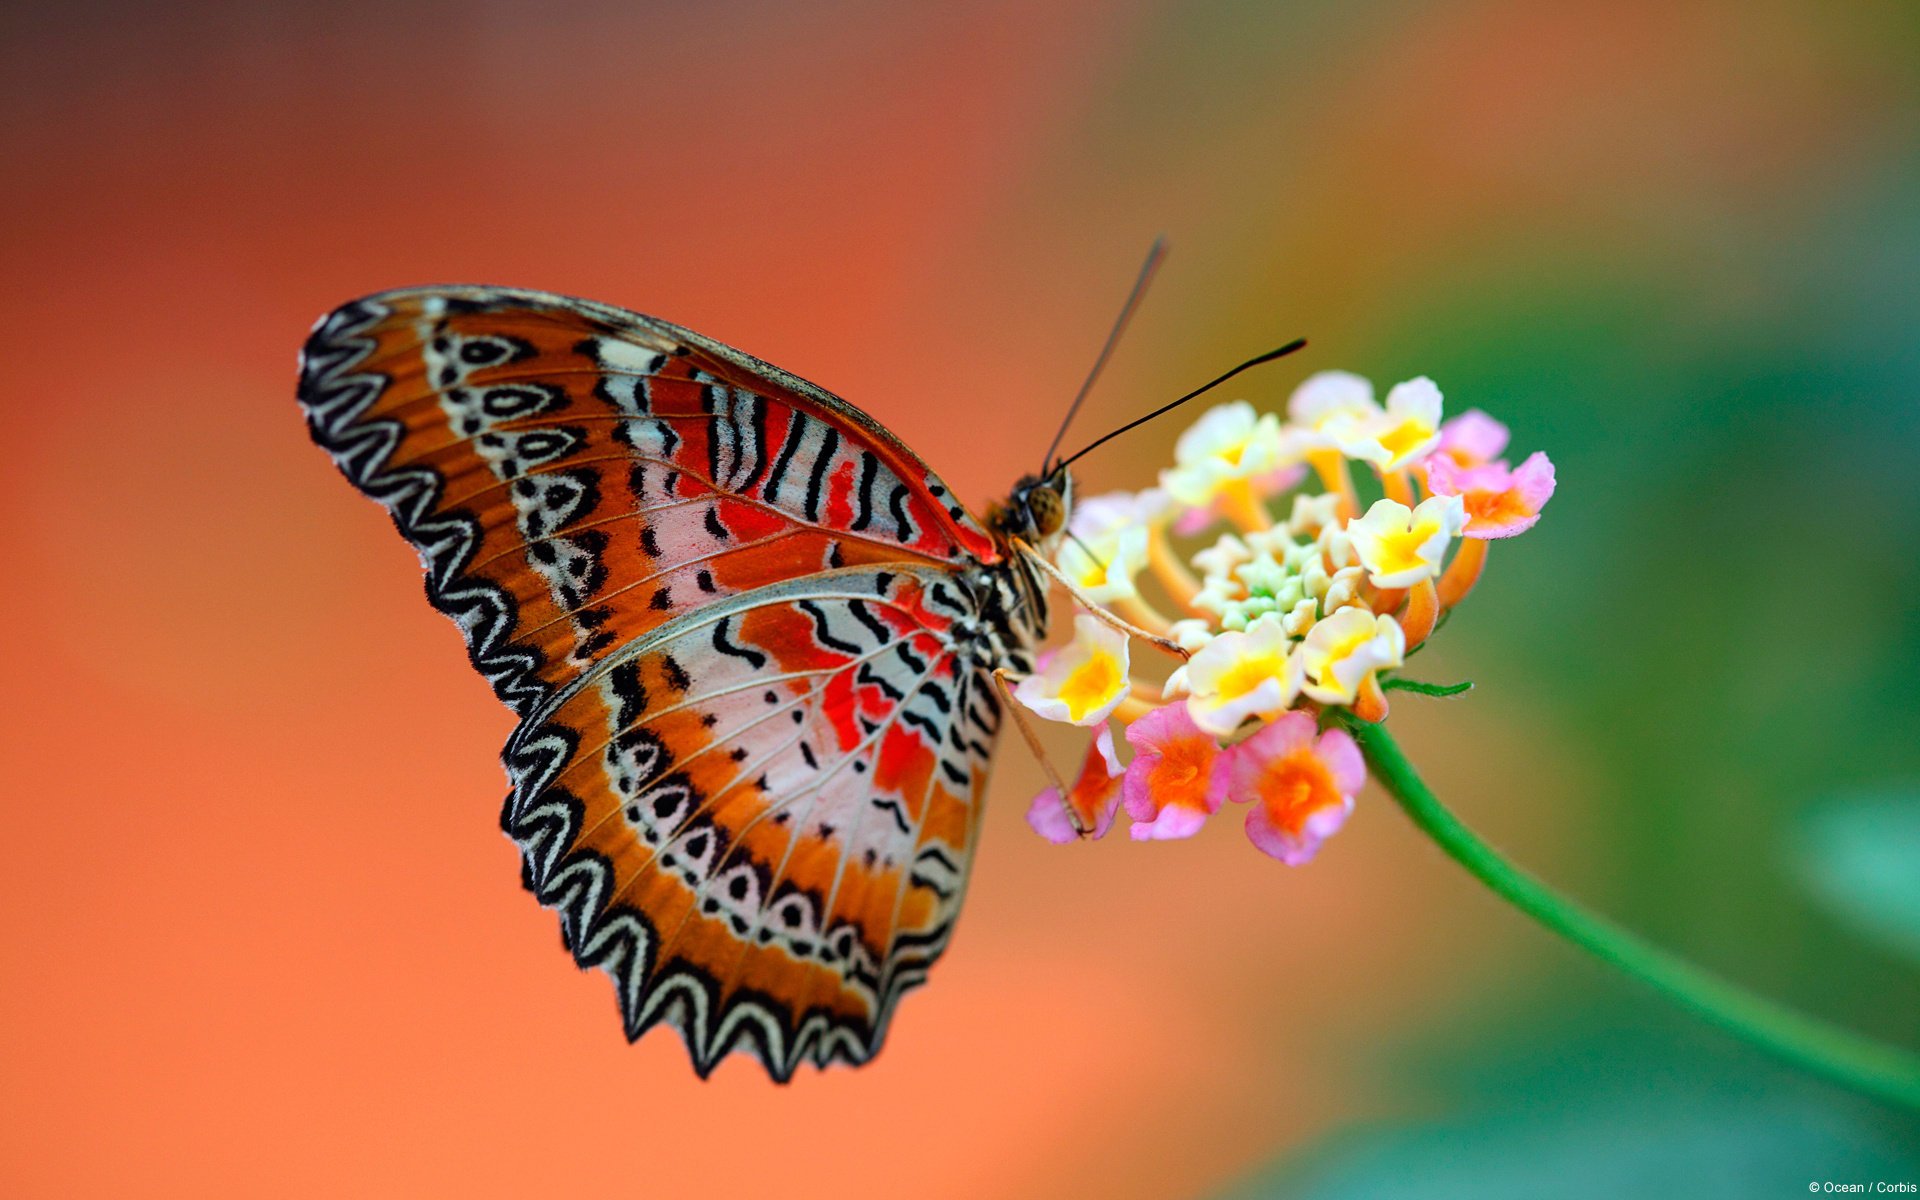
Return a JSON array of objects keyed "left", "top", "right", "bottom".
[{"left": 4, "top": 1, "right": 1918, "bottom": 1196}]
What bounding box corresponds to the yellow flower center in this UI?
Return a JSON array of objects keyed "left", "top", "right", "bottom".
[
  {"left": 1378, "top": 419, "right": 1433, "bottom": 463},
  {"left": 1217, "top": 650, "right": 1289, "bottom": 702},
  {"left": 1315, "top": 626, "right": 1373, "bottom": 692},
  {"left": 1059, "top": 653, "right": 1121, "bottom": 722},
  {"left": 1371, "top": 518, "right": 1439, "bottom": 576}
]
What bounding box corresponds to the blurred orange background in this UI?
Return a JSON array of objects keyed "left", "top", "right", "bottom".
[{"left": 4, "top": 2, "right": 1917, "bottom": 1196}]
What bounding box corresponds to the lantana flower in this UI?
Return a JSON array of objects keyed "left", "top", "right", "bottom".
[
  {"left": 1225, "top": 712, "right": 1366, "bottom": 864},
  {"left": 1182, "top": 616, "right": 1303, "bottom": 737},
  {"left": 1056, "top": 490, "right": 1159, "bottom": 602},
  {"left": 1286, "top": 492, "right": 1342, "bottom": 538},
  {"left": 1191, "top": 529, "right": 1317, "bottom": 632},
  {"left": 1027, "top": 726, "right": 1125, "bottom": 843},
  {"left": 1161, "top": 400, "right": 1302, "bottom": 530},
  {"left": 1426, "top": 451, "right": 1557, "bottom": 539},
  {"left": 995, "top": 361, "right": 1920, "bottom": 1108},
  {"left": 1299, "top": 608, "right": 1405, "bottom": 706},
  {"left": 1122, "top": 703, "right": 1229, "bottom": 840},
  {"left": 1288, "top": 373, "right": 1444, "bottom": 473},
  {"left": 1347, "top": 377, "right": 1445, "bottom": 472},
  {"left": 1429, "top": 408, "right": 1509, "bottom": 470},
  {"left": 1285, "top": 370, "right": 1377, "bottom": 446},
  {"left": 1011, "top": 375, "right": 1550, "bottom": 864},
  {"left": 1014, "top": 614, "right": 1131, "bottom": 726},
  {"left": 1345, "top": 494, "right": 1467, "bottom": 587}
]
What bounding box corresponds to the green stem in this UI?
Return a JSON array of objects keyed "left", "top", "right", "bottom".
[{"left": 1341, "top": 714, "right": 1920, "bottom": 1111}]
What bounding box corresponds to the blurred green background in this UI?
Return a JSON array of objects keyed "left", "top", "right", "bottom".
[
  {"left": 1149, "top": 2, "right": 1920, "bottom": 1192},
  {"left": 3, "top": 0, "right": 1916, "bottom": 1195}
]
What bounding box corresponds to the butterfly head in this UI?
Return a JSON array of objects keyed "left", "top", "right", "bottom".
[{"left": 988, "top": 468, "right": 1074, "bottom": 555}]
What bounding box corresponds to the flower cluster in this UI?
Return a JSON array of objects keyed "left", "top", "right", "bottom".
[{"left": 1014, "top": 375, "right": 1555, "bottom": 862}]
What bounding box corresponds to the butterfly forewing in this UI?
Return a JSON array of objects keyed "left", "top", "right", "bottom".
[
  {"left": 298, "top": 287, "right": 997, "bottom": 715},
  {"left": 299, "top": 287, "right": 1025, "bottom": 1077}
]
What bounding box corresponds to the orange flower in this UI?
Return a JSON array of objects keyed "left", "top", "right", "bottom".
[
  {"left": 1224, "top": 712, "right": 1366, "bottom": 863},
  {"left": 1025, "top": 727, "right": 1125, "bottom": 843}
]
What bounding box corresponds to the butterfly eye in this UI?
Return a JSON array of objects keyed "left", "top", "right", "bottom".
[{"left": 1026, "top": 484, "right": 1065, "bottom": 538}]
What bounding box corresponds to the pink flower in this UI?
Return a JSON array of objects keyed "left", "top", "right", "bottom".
[
  {"left": 1121, "top": 704, "right": 1229, "bottom": 841},
  {"left": 1026, "top": 726, "right": 1125, "bottom": 843},
  {"left": 1429, "top": 409, "right": 1510, "bottom": 469},
  {"left": 1224, "top": 713, "right": 1366, "bottom": 864},
  {"left": 1425, "top": 451, "right": 1556, "bottom": 539}
]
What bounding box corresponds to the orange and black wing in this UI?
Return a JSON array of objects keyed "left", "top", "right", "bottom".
[
  {"left": 298, "top": 287, "right": 1011, "bottom": 1077},
  {"left": 502, "top": 566, "right": 1004, "bottom": 1078},
  {"left": 296, "top": 285, "right": 998, "bottom": 716}
]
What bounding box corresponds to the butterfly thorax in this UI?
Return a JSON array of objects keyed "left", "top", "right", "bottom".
[{"left": 975, "top": 469, "right": 1073, "bottom": 671}]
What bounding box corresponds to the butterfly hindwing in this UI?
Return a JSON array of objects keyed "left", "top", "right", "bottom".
[
  {"left": 298, "top": 287, "right": 1023, "bottom": 1076},
  {"left": 502, "top": 566, "right": 1001, "bottom": 1077}
]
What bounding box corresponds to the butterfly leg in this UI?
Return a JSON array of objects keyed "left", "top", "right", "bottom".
[
  {"left": 1013, "top": 539, "right": 1193, "bottom": 661},
  {"left": 991, "top": 667, "right": 1086, "bottom": 836}
]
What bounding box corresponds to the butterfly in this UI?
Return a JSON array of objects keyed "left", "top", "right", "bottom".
[{"left": 297, "top": 286, "right": 1079, "bottom": 1080}]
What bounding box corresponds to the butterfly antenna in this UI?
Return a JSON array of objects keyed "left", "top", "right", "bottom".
[
  {"left": 1066, "top": 530, "right": 1107, "bottom": 572},
  {"left": 1041, "top": 236, "right": 1168, "bottom": 477},
  {"left": 1053, "top": 337, "right": 1308, "bottom": 473}
]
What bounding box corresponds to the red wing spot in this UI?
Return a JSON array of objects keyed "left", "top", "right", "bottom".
[
  {"left": 719, "top": 497, "right": 787, "bottom": 542},
  {"left": 820, "top": 669, "right": 861, "bottom": 752},
  {"left": 741, "top": 604, "right": 852, "bottom": 674},
  {"left": 884, "top": 577, "right": 956, "bottom": 639},
  {"left": 824, "top": 458, "right": 856, "bottom": 530},
  {"left": 958, "top": 527, "right": 996, "bottom": 561},
  {"left": 645, "top": 374, "right": 708, "bottom": 414},
  {"left": 874, "top": 722, "right": 930, "bottom": 798},
  {"left": 855, "top": 676, "right": 895, "bottom": 723},
  {"left": 673, "top": 472, "right": 715, "bottom": 499}
]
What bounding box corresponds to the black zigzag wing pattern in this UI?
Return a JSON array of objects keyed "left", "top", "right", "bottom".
[{"left": 298, "top": 298, "right": 550, "bottom": 715}]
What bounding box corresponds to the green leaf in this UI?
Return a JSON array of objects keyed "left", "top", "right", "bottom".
[
  {"left": 1381, "top": 677, "right": 1474, "bottom": 698},
  {"left": 1797, "top": 789, "right": 1920, "bottom": 963}
]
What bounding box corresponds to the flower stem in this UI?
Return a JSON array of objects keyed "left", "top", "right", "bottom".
[
  {"left": 1339, "top": 714, "right": 1920, "bottom": 1111},
  {"left": 1146, "top": 524, "right": 1206, "bottom": 617}
]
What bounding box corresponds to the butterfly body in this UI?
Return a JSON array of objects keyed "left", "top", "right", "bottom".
[{"left": 298, "top": 286, "right": 1065, "bottom": 1079}]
